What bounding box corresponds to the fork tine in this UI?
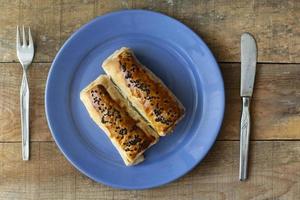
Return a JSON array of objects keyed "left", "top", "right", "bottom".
[
  {"left": 28, "top": 27, "right": 33, "bottom": 47},
  {"left": 16, "top": 26, "right": 21, "bottom": 48},
  {"left": 22, "top": 25, "right": 26, "bottom": 46}
]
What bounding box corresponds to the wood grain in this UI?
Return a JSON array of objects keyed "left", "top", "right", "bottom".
[
  {"left": 0, "top": 0, "right": 19, "bottom": 62},
  {"left": 1, "top": 141, "right": 300, "bottom": 199},
  {"left": 220, "top": 63, "right": 300, "bottom": 140},
  {"left": 1, "top": 1, "right": 299, "bottom": 199},
  {"left": 1, "top": 0, "right": 299, "bottom": 62},
  {"left": 0, "top": 63, "right": 51, "bottom": 142},
  {"left": 0, "top": 0, "right": 61, "bottom": 62},
  {"left": 0, "top": 63, "right": 299, "bottom": 142},
  {"left": 19, "top": 0, "right": 61, "bottom": 62},
  {"left": 95, "top": 0, "right": 132, "bottom": 14},
  {"left": 131, "top": 0, "right": 300, "bottom": 63},
  {"left": 61, "top": 0, "right": 95, "bottom": 43}
]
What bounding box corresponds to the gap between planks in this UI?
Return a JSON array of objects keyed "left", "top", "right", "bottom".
[
  {"left": 1, "top": 61, "right": 300, "bottom": 64},
  {"left": 3, "top": 139, "right": 300, "bottom": 144}
]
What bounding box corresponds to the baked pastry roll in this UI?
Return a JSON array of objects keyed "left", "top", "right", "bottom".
[
  {"left": 80, "top": 75, "right": 158, "bottom": 166},
  {"left": 102, "top": 47, "right": 185, "bottom": 136}
]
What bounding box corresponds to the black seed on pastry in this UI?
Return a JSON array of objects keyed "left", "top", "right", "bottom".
[
  {"left": 101, "top": 116, "right": 109, "bottom": 124},
  {"left": 129, "top": 135, "right": 141, "bottom": 145},
  {"left": 120, "top": 63, "right": 126, "bottom": 72},
  {"left": 154, "top": 108, "right": 162, "bottom": 116},
  {"left": 145, "top": 96, "right": 152, "bottom": 100},
  {"left": 119, "top": 128, "right": 127, "bottom": 136},
  {"left": 125, "top": 71, "right": 132, "bottom": 79}
]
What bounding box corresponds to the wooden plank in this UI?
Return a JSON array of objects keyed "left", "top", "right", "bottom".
[
  {"left": 0, "top": 63, "right": 299, "bottom": 141},
  {"left": 0, "top": 63, "right": 51, "bottom": 142},
  {"left": 1, "top": 0, "right": 299, "bottom": 63},
  {"left": 61, "top": 0, "right": 95, "bottom": 43},
  {"left": 0, "top": 0, "right": 61, "bottom": 62},
  {"left": 18, "top": 0, "right": 61, "bottom": 62},
  {"left": 272, "top": 142, "right": 300, "bottom": 200},
  {"left": 0, "top": 0, "right": 19, "bottom": 62},
  {"left": 208, "top": 0, "right": 299, "bottom": 63},
  {"left": 1, "top": 141, "right": 300, "bottom": 199},
  {"left": 0, "top": 142, "right": 76, "bottom": 200},
  {"left": 98, "top": 0, "right": 299, "bottom": 63},
  {"left": 95, "top": 0, "right": 133, "bottom": 14},
  {"left": 219, "top": 63, "right": 300, "bottom": 140}
]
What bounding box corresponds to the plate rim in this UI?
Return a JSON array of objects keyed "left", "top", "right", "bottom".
[{"left": 45, "top": 9, "right": 225, "bottom": 189}]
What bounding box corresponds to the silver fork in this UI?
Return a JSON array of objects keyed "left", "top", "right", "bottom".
[{"left": 16, "top": 26, "right": 34, "bottom": 160}]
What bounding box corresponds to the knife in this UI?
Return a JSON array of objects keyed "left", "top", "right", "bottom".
[{"left": 239, "top": 33, "right": 257, "bottom": 181}]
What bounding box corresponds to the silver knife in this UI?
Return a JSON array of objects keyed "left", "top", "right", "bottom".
[{"left": 239, "top": 33, "right": 257, "bottom": 181}]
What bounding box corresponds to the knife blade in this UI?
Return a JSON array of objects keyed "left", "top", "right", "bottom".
[
  {"left": 239, "top": 32, "right": 257, "bottom": 181},
  {"left": 241, "top": 33, "right": 257, "bottom": 97}
]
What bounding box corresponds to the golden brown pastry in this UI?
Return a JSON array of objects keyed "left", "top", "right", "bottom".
[
  {"left": 102, "top": 47, "right": 185, "bottom": 136},
  {"left": 80, "top": 75, "right": 158, "bottom": 166}
]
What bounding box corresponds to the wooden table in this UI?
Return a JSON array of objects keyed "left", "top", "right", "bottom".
[{"left": 0, "top": 1, "right": 299, "bottom": 199}]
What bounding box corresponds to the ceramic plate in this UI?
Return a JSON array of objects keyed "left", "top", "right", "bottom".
[{"left": 45, "top": 10, "right": 224, "bottom": 189}]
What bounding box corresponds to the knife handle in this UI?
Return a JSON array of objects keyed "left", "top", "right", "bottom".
[{"left": 239, "top": 96, "right": 250, "bottom": 181}]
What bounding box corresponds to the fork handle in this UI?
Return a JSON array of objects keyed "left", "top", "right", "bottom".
[
  {"left": 239, "top": 96, "right": 250, "bottom": 181},
  {"left": 20, "top": 70, "right": 29, "bottom": 160}
]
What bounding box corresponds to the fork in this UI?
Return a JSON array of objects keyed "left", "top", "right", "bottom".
[{"left": 16, "top": 26, "right": 34, "bottom": 160}]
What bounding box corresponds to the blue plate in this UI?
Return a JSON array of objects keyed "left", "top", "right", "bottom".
[{"left": 45, "top": 10, "right": 224, "bottom": 189}]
